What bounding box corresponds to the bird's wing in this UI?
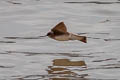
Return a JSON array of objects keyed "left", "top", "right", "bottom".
[{"left": 51, "top": 22, "right": 67, "bottom": 33}]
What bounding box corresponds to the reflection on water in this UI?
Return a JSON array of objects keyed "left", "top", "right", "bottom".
[
  {"left": 7, "top": 1, "right": 22, "bottom": 5},
  {"left": 6, "top": 0, "right": 40, "bottom": 5},
  {"left": 49, "top": 77, "right": 89, "bottom": 80},
  {"left": 92, "top": 58, "right": 117, "bottom": 62},
  {"left": 11, "top": 59, "right": 88, "bottom": 80},
  {"left": 0, "top": 41, "right": 16, "bottom": 43},
  {"left": 47, "top": 59, "right": 88, "bottom": 80},
  {"left": 100, "top": 19, "right": 110, "bottom": 23},
  {"left": 53, "top": 59, "right": 86, "bottom": 66},
  {"left": 0, "top": 65, "right": 14, "bottom": 68},
  {"left": 6, "top": 51, "right": 95, "bottom": 58},
  {"left": 64, "top": 1, "right": 120, "bottom": 4},
  {"left": 50, "top": 78, "right": 70, "bottom": 80},
  {"left": 4, "top": 36, "right": 46, "bottom": 39},
  {"left": 0, "top": 0, "right": 120, "bottom": 80},
  {"left": 77, "top": 32, "right": 110, "bottom": 35},
  {"left": 104, "top": 39, "right": 120, "bottom": 41}
]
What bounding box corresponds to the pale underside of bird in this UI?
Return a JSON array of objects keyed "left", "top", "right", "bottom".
[{"left": 47, "top": 22, "right": 87, "bottom": 43}]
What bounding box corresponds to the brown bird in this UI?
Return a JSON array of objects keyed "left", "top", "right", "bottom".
[{"left": 46, "top": 22, "right": 87, "bottom": 43}]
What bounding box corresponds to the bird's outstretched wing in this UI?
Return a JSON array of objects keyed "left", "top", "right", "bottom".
[{"left": 51, "top": 22, "right": 67, "bottom": 33}]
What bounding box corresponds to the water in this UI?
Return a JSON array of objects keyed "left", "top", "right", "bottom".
[{"left": 0, "top": 0, "right": 120, "bottom": 80}]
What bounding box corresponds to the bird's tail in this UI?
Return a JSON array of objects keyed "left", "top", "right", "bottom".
[
  {"left": 77, "top": 35, "right": 87, "bottom": 43},
  {"left": 70, "top": 34, "right": 87, "bottom": 43}
]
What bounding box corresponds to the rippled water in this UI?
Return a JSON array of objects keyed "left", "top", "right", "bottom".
[{"left": 0, "top": 0, "right": 120, "bottom": 80}]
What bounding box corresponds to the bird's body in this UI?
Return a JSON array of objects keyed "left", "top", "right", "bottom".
[
  {"left": 54, "top": 34, "right": 69, "bottom": 41},
  {"left": 47, "top": 22, "right": 87, "bottom": 43}
]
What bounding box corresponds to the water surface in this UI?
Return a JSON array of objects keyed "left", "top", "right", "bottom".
[{"left": 0, "top": 0, "right": 120, "bottom": 80}]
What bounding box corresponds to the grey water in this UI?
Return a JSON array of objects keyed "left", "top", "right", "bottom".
[{"left": 0, "top": 0, "right": 120, "bottom": 80}]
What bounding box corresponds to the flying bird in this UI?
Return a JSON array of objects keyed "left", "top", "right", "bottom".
[{"left": 47, "top": 22, "right": 87, "bottom": 43}]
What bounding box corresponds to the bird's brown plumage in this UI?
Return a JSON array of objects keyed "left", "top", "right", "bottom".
[
  {"left": 47, "top": 22, "right": 87, "bottom": 43},
  {"left": 52, "top": 22, "right": 67, "bottom": 33}
]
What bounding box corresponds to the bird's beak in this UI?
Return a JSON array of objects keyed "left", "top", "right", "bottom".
[{"left": 39, "top": 35, "right": 47, "bottom": 37}]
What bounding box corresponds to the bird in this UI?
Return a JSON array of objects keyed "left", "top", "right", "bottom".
[{"left": 46, "top": 22, "right": 87, "bottom": 43}]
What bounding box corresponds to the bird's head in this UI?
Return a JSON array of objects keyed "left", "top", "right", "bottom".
[{"left": 46, "top": 31, "right": 54, "bottom": 37}]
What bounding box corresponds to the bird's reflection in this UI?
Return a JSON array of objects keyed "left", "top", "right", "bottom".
[{"left": 47, "top": 59, "right": 88, "bottom": 80}]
